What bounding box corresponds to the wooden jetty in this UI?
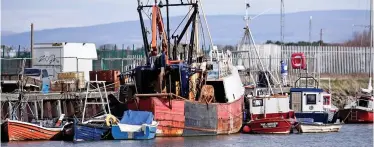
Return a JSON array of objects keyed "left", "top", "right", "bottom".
[{"left": 0, "top": 91, "right": 118, "bottom": 123}]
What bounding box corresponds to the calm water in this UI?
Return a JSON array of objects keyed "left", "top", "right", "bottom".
[{"left": 2, "top": 124, "right": 373, "bottom": 147}]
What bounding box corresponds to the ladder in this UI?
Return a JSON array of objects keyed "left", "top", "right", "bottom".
[
  {"left": 350, "top": 110, "right": 358, "bottom": 121},
  {"left": 81, "top": 81, "right": 111, "bottom": 123}
]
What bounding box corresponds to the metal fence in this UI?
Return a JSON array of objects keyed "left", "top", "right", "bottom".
[
  {"left": 1, "top": 46, "right": 373, "bottom": 76},
  {"left": 231, "top": 45, "right": 374, "bottom": 75}
]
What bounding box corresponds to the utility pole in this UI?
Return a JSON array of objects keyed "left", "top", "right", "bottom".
[
  {"left": 319, "top": 29, "right": 323, "bottom": 46},
  {"left": 30, "top": 23, "right": 34, "bottom": 67},
  {"left": 309, "top": 16, "right": 312, "bottom": 44}
]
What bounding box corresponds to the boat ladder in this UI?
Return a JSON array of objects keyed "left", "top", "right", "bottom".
[
  {"left": 81, "top": 81, "right": 111, "bottom": 123},
  {"left": 350, "top": 110, "right": 358, "bottom": 121}
]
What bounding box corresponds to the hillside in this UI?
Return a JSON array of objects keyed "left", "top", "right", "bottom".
[{"left": 1, "top": 10, "right": 369, "bottom": 47}]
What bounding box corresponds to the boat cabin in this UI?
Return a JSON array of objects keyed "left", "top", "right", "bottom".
[
  {"left": 290, "top": 87, "right": 334, "bottom": 123},
  {"left": 206, "top": 49, "right": 244, "bottom": 103},
  {"left": 290, "top": 88, "right": 326, "bottom": 112},
  {"left": 344, "top": 95, "right": 374, "bottom": 111},
  {"left": 244, "top": 87, "right": 294, "bottom": 121}
]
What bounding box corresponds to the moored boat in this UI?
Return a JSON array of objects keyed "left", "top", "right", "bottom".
[
  {"left": 121, "top": 0, "right": 244, "bottom": 137},
  {"left": 242, "top": 88, "right": 295, "bottom": 134},
  {"left": 111, "top": 110, "right": 158, "bottom": 140},
  {"left": 73, "top": 121, "right": 112, "bottom": 141},
  {"left": 296, "top": 122, "right": 342, "bottom": 133},
  {"left": 1, "top": 119, "right": 64, "bottom": 141},
  {"left": 338, "top": 95, "right": 373, "bottom": 123},
  {"left": 290, "top": 76, "right": 343, "bottom": 133}
]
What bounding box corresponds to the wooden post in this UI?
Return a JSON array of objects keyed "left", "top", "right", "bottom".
[
  {"left": 62, "top": 100, "right": 68, "bottom": 116},
  {"left": 44, "top": 101, "right": 52, "bottom": 119},
  {"left": 40, "top": 99, "right": 44, "bottom": 119},
  {"left": 57, "top": 100, "right": 62, "bottom": 116},
  {"left": 34, "top": 101, "right": 38, "bottom": 120}
]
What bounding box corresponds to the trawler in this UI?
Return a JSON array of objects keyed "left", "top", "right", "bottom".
[{"left": 119, "top": 0, "right": 245, "bottom": 136}]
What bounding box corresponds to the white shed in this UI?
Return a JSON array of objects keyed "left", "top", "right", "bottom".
[{"left": 32, "top": 42, "right": 97, "bottom": 82}]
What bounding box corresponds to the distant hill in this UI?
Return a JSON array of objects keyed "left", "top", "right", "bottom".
[
  {"left": 1, "top": 10, "right": 369, "bottom": 47},
  {"left": 1, "top": 31, "right": 16, "bottom": 36}
]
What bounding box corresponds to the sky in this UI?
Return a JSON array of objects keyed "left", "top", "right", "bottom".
[{"left": 1, "top": 0, "right": 371, "bottom": 33}]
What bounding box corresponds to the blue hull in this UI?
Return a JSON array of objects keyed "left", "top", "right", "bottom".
[
  {"left": 74, "top": 123, "right": 111, "bottom": 141},
  {"left": 295, "top": 112, "right": 329, "bottom": 123},
  {"left": 111, "top": 125, "right": 156, "bottom": 140}
]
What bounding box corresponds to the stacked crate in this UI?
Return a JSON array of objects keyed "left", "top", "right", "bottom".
[
  {"left": 89, "top": 70, "right": 120, "bottom": 91},
  {"left": 51, "top": 72, "right": 85, "bottom": 92}
]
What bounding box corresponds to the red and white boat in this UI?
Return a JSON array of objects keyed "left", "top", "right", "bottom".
[
  {"left": 338, "top": 78, "right": 373, "bottom": 123},
  {"left": 1, "top": 119, "right": 64, "bottom": 141},
  {"left": 338, "top": 95, "right": 373, "bottom": 123},
  {"left": 242, "top": 87, "right": 295, "bottom": 134}
]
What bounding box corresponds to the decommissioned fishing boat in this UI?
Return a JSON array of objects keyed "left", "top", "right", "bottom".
[
  {"left": 111, "top": 110, "right": 158, "bottom": 140},
  {"left": 121, "top": 0, "right": 244, "bottom": 137},
  {"left": 1, "top": 115, "right": 66, "bottom": 141}
]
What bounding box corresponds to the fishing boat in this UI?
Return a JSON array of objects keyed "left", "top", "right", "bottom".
[
  {"left": 120, "top": 0, "right": 244, "bottom": 137},
  {"left": 290, "top": 76, "right": 342, "bottom": 133},
  {"left": 111, "top": 110, "right": 158, "bottom": 140},
  {"left": 338, "top": 79, "right": 373, "bottom": 123},
  {"left": 242, "top": 89, "right": 295, "bottom": 134},
  {"left": 236, "top": 1, "right": 294, "bottom": 134},
  {"left": 1, "top": 115, "right": 66, "bottom": 141}
]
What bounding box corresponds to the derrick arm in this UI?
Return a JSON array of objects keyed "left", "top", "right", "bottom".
[{"left": 137, "top": 5, "right": 150, "bottom": 65}]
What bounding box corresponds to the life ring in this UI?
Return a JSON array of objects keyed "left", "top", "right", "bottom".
[
  {"left": 105, "top": 114, "right": 119, "bottom": 126},
  {"left": 291, "top": 52, "right": 306, "bottom": 69}
]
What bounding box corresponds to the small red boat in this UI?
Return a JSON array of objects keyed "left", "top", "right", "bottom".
[
  {"left": 1, "top": 119, "right": 64, "bottom": 141},
  {"left": 242, "top": 87, "right": 295, "bottom": 134},
  {"left": 338, "top": 95, "right": 373, "bottom": 123}
]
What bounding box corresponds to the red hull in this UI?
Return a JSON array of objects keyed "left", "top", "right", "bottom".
[
  {"left": 244, "top": 117, "right": 292, "bottom": 134},
  {"left": 2, "top": 120, "right": 63, "bottom": 141},
  {"left": 127, "top": 96, "right": 243, "bottom": 136},
  {"left": 338, "top": 109, "right": 373, "bottom": 123}
]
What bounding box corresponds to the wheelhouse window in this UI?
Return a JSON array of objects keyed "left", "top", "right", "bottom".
[
  {"left": 306, "top": 94, "right": 317, "bottom": 105},
  {"left": 358, "top": 99, "right": 369, "bottom": 108},
  {"left": 252, "top": 99, "right": 263, "bottom": 107}
]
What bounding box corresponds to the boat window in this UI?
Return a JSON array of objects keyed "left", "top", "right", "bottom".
[
  {"left": 323, "top": 96, "right": 330, "bottom": 105},
  {"left": 306, "top": 94, "right": 317, "bottom": 104},
  {"left": 252, "top": 99, "right": 263, "bottom": 107},
  {"left": 358, "top": 99, "right": 369, "bottom": 108}
]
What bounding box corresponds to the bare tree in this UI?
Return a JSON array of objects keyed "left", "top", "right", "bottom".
[{"left": 344, "top": 30, "right": 370, "bottom": 47}]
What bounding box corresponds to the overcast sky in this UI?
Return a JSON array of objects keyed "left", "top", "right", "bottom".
[{"left": 1, "top": 0, "right": 371, "bottom": 32}]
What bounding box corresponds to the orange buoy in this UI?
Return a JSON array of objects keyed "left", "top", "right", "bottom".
[{"left": 242, "top": 125, "right": 251, "bottom": 133}]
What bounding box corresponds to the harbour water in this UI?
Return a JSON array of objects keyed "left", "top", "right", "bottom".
[{"left": 1, "top": 124, "right": 372, "bottom": 147}]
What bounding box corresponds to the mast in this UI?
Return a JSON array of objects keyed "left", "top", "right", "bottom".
[
  {"left": 280, "top": 0, "right": 284, "bottom": 59},
  {"left": 371, "top": 0, "right": 374, "bottom": 96},
  {"left": 166, "top": 0, "right": 171, "bottom": 59}
]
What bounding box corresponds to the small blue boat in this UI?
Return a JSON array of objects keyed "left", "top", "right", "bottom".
[
  {"left": 111, "top": 110, "right": 158, "bottom": 140},
  {"left": 72, "top": 119, "right": 112, "bottom": 141}
]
